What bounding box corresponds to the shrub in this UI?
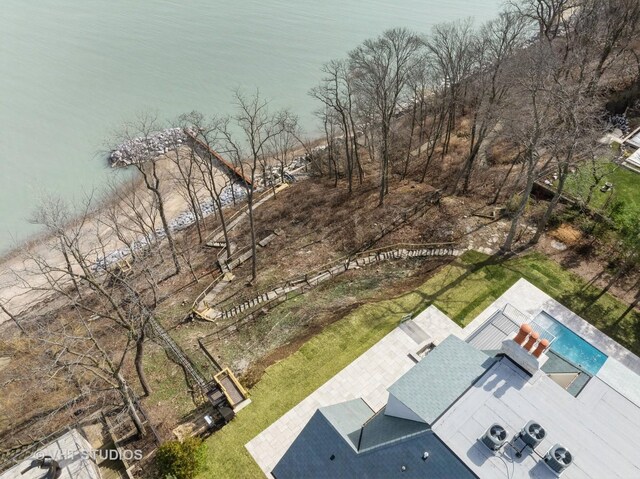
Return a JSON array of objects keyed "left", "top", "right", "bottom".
[
  {"left": 504, "top": 194, "right": 529, "bottom": 218},
  {"left": 156, "top": 437, "right": 206, "bottom": 479},
  {"left": 574, "top": 241, "right": 594, "bottom": 257}
]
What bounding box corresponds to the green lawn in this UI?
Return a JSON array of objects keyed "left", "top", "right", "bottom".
[
  {"left": 200, "top": 251, "right": 639, "bottom": 478},
  {"left": 563, "top": 158, "right": 640, "bottom": 213},
  {"left": 142, "top": 342, "right": 198, "bottom": 420}
]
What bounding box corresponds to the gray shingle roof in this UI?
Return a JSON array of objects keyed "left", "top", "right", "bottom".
[
  {"left": 388, "top": 335, "right": 495, "bottom": 425},
  {"left": 272, "top": 406, "right": 477, "bottom": 479},
  {"left": 319, "top": 400, "right": 431, "bottom": 453}
]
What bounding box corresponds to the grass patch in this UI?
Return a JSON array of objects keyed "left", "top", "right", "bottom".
[
  {"left": 142, "top": 342, "right": 197, "bottom": 421},
  {"left": 214, "top": 261, "right": 420, "bottom": 373},
  {"left": 201, "top": 251, "right": 639, "bottom": 478},
  {"left": 200, "top": 293, "right": 412, "bottom": 477},
  {"left": 562, "top": 158, "right": 640, "bottom": 214}
]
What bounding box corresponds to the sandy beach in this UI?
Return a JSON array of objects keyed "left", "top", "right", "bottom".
[{"left": 0, "top": 153, "right": 231, "bottom": 325}]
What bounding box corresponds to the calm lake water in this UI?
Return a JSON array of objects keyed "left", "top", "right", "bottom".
[{"left": 0, "top": 0, "right": 499, "bottom": 252}]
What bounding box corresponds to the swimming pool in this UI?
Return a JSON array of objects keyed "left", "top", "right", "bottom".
[{"left": 533, "top": 312, "right": 608, "bottom": 375}]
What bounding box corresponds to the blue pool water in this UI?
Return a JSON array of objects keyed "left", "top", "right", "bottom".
[{"left": 533, "top": 312, "right": 608, "bottom": 376}]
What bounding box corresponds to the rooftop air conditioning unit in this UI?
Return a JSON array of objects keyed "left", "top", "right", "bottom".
[
  {"left": 521, "top": 420, "right": 546, "bottom": 449},
  {"left": 480, "top": 423, "right": 508, "bottom": 451},
  {"left": 545, "top": 444, "right": 573, "bottom": 474}
]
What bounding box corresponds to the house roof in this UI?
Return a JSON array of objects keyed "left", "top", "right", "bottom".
[
  {"left": 318, "top": 399, "right": 373, "bottom": 451},
  {"left": 318, "top": 399, "right": 431, "bottom": 453},
  {"left": 387, "top": 335, "right": 495, "bottom": 425},
  {"left": 267, "top": 279, "right": 640, "bottom": 479},
  {"left": 357, "top": 406, "right": 429, "bottom": 452},
  {"left": 272, "top": 403, "right": 477, "bottom": 479},
  {"left": 0, "top": 429, "right": 100, "bottom": 479},
  {"left": 433, "top": 357, "right": 640, "bottom": 479}
]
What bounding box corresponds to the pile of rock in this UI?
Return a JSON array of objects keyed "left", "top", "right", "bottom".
[
  {"left": 95, "top": 144, "right": 315, "bottom": 270},
  {"left": 169, "top": 184, "right": 248, "bottom": 232},
  {"left": 608, "top": 114, "right": 630, "bottom": 136},
  {"left": 289, "top": 152, "right": 312, "bottom": 171},
  {"left": 92, "top": 183, "right": 248, "bottom": 270},
  {"left": 109, "top": 128, "right": 191, "bottom": 167}
]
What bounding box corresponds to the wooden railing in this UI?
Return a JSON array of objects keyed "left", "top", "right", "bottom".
[{"left": 185, "top": 129, "right": 252, "bottom": 186}]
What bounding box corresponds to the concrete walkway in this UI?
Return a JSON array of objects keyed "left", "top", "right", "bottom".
[{"left": 245, "top": 306, "right": 461, "bottom": 477}]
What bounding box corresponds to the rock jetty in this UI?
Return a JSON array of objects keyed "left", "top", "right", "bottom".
[{"left": 109, "top": 127, "right": 191, "bottom": 167}]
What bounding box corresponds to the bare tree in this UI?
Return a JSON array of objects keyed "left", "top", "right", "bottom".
[
  {"left": 311, "top": 60, "right": 362, "bottom": 192},
  {"left": 401, "top": 52, "right": 432, "bottom": 179},
  {"left": 36, "top": 309, "right": 147, "bottom": 437},
  {"left": 166, "top": 126, "right": 204, "bottom": 243},
  {"left": 102, "top": 177, "right": 161, "bottom": 263},
  {"left": 317, "top": 106, "right": 341, "bottom": 184},
  {"left": 349, "top": 28, "right": 422, "bottom": 205},
  {"left": 119, "top": 113, "right": 181, "bottom": 274},
  {"left": 268, "top": 113, "right": 300, "bottom": 193},
  {"left": 424, "top": 20, "right": 477, "bottom": 157},
  {"left": 509, "top": 0, "right": 572, "bottom": 41},
  {"left": 500, "top": 42, "right": 557, "bottom": 252},
  {"left": 529, "top": 71, "right": 602, "bottom": 244},
  {"left": 216, "top": 90, "right": 292, "bottom": 282},
  {"left": 530, "top": 112, "right": 596, "bottom": 243},
  {"left": 0, "top": 301, "right": 25, "bottom": 334},
  {"left": 583, "top": 0, "right": 640, "bottom": 89},
  {"left": 22, "top": 197, "right": 158, "bottom": 403},
  {"left": 179, "top": 111, "right": 235, "bottom": 255},
  {"left": 453, "top": 11, "right": 527, "bottom": 194},
  {"left": 418, "top": 75, "right": 448, "bottom": 183}
]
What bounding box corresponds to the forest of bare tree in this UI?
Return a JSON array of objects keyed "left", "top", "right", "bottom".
[{"left": 1, "top": 1, "right": 639, "bottom": 475}]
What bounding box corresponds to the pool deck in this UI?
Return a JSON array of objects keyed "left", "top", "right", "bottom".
[{"left": 462, "top": 278, "right": 640, "bottom": 407}]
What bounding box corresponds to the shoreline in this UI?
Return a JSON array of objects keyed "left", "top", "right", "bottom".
[
  {"left": 0, "top": 153, "right": 201, "bottom": 324},
  {"left": 0, "top": 141, "right": 317, "bottom": 325}
]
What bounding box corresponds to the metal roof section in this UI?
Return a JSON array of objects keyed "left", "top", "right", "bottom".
[
  {"left": 433, "top": 357, "right": 640, "bottom": 479},
  {"left": 357, "top": 406, "right": 430, "bottom": 453},
  {"left": 387, "top": 335, "right": 496, "bottom": 425},
  {"left": 467, "top": 309, "right": 520, "bottom": 350},
  {"left": 320, "top": 399, "right": 433, "bottom": 454},
  {"left": 318, "top": 398, "right": 373, "bottom": 451},
  {"left": 467, "top": 305, "right": 555, "bottom": 352},
  {"left": 273, "top": 407, "right": 477, "bottom": 479}
]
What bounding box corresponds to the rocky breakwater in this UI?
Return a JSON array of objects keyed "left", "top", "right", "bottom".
[
  {"left": 92, "top": 183, "right": 248, "bottom": 271},
  {"left": 109, "top": 127, "right": 192, "bottom": 167}
]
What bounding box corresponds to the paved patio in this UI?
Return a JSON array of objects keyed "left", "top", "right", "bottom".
[{"left": 245, "top": 306, "right": 462, "bottom": 477}]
